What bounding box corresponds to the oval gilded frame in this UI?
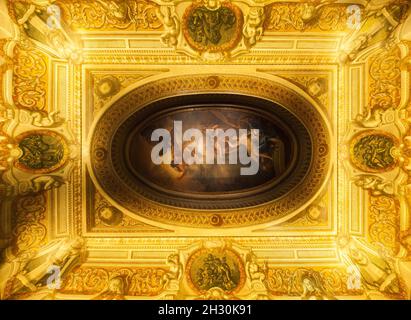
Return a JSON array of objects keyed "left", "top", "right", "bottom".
[
  {"left": 88, "top": 74, "right": 332, "bottom": 228},
  {"left": 182, "top": 2, "right": 244, "bottom": 53}
]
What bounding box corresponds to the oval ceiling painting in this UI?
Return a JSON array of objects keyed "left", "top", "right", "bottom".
[
  {"left": 127, "top": 107, "right": 297, "bottom": 194},
  {"left": 89, "top": 75, "right": 331, "bottom": 227},
  {"left": 111, "top": 94, "right": 312, "bottom": 209}
]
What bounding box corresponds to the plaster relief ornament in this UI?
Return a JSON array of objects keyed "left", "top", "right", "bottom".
[
  {"left": 98, "top": 0, "right": 130, "bottom": 23},
  {"left": 352, "top": 174, "right": 394, "bottom": 196},
  {"left": 0, "top": 237, "right": 85, "bottom": 299},
  {"left": 245, "top": 251, "right": 269, "bottom": 298},
  {"left": 97, "top": 206, "right": 123, "bottom": 227},
  {"left": 199, "top": 287, "right": 235, "bottom": 300},
  {"left": 243, "top": 7, "right": 265, "bottom": 48},
  {"left": 156, "top": 5, "right": 180, "bottom": 47},
  {"left": 299, "top": 270, "right": 336, "bottom": 300},
  {"left": 245, "top": 251, "right": 267, "bottom": 283},
  {"left": 11, "top": 1, "right": 83, "bottom": 63},
  {"left": 0, "top": 133, "right": 20, "bottom": 172},
  {"left": 95, "top": 76, "right": 121, "bottom": 99},
  {"left": 0, "top": 104, "right": 77, "bottom": 197},
  {"left": 354, "top": 108, "right": 395, "bottom": 128},
  {"left": 0, "top": 104, "right": 62, "bottom": 128},
  {"left": 161, "top": 253, "right": 183, "bottom": 291},
  {"left": 350, "top": 131, "right": 399, "bottom": 173},
  {"left": 92, "top": 276, "right": 128, "bottom": 300},
  {"left": 338, "top": 237, "right": 402, "bottom": 298},
  {"left": 183, "top": 0, "right": 243, "bottom": 57},
  {"left": 338, "top": 1, "right": 409, "bottom": 64},
  {"left": 306, "top": 77, "right": 327, "bottom": 98}
]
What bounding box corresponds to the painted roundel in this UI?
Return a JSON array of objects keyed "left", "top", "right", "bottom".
[
  {"left": 183, "top": 2, "right": 243, "bottom": 52},
  {"left": 88, "top": 75, "right": 332, "bottom": 228},
  {"left": 186, "top": 248, "right": 245, "bottom": 294},
  {"left": 15, "top": 130, "right": 68, "bottom": 174},
  {"left": 350, "top": 131, "right": 399, "bottom": 173}
]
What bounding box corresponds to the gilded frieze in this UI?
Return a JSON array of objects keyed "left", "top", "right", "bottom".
[
  {"left": 56, "top": 0, "right": 163, "bottom": 31},
  {"left": 61, "top": 266, "right": 168, "bottom": 297},
  {"left": 266, "top": 267, "right": 358, "bottom": 298},
  {"left": 264, "top": 3, "right": 353, "bottom": 32}
]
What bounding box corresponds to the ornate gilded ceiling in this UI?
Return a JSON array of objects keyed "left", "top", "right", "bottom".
[
  {"left": 0, "top": 0, "right": 411, "bottom": 301},
  {"left": 90, "top": 76, "right": 330, "bottom": 226}
]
